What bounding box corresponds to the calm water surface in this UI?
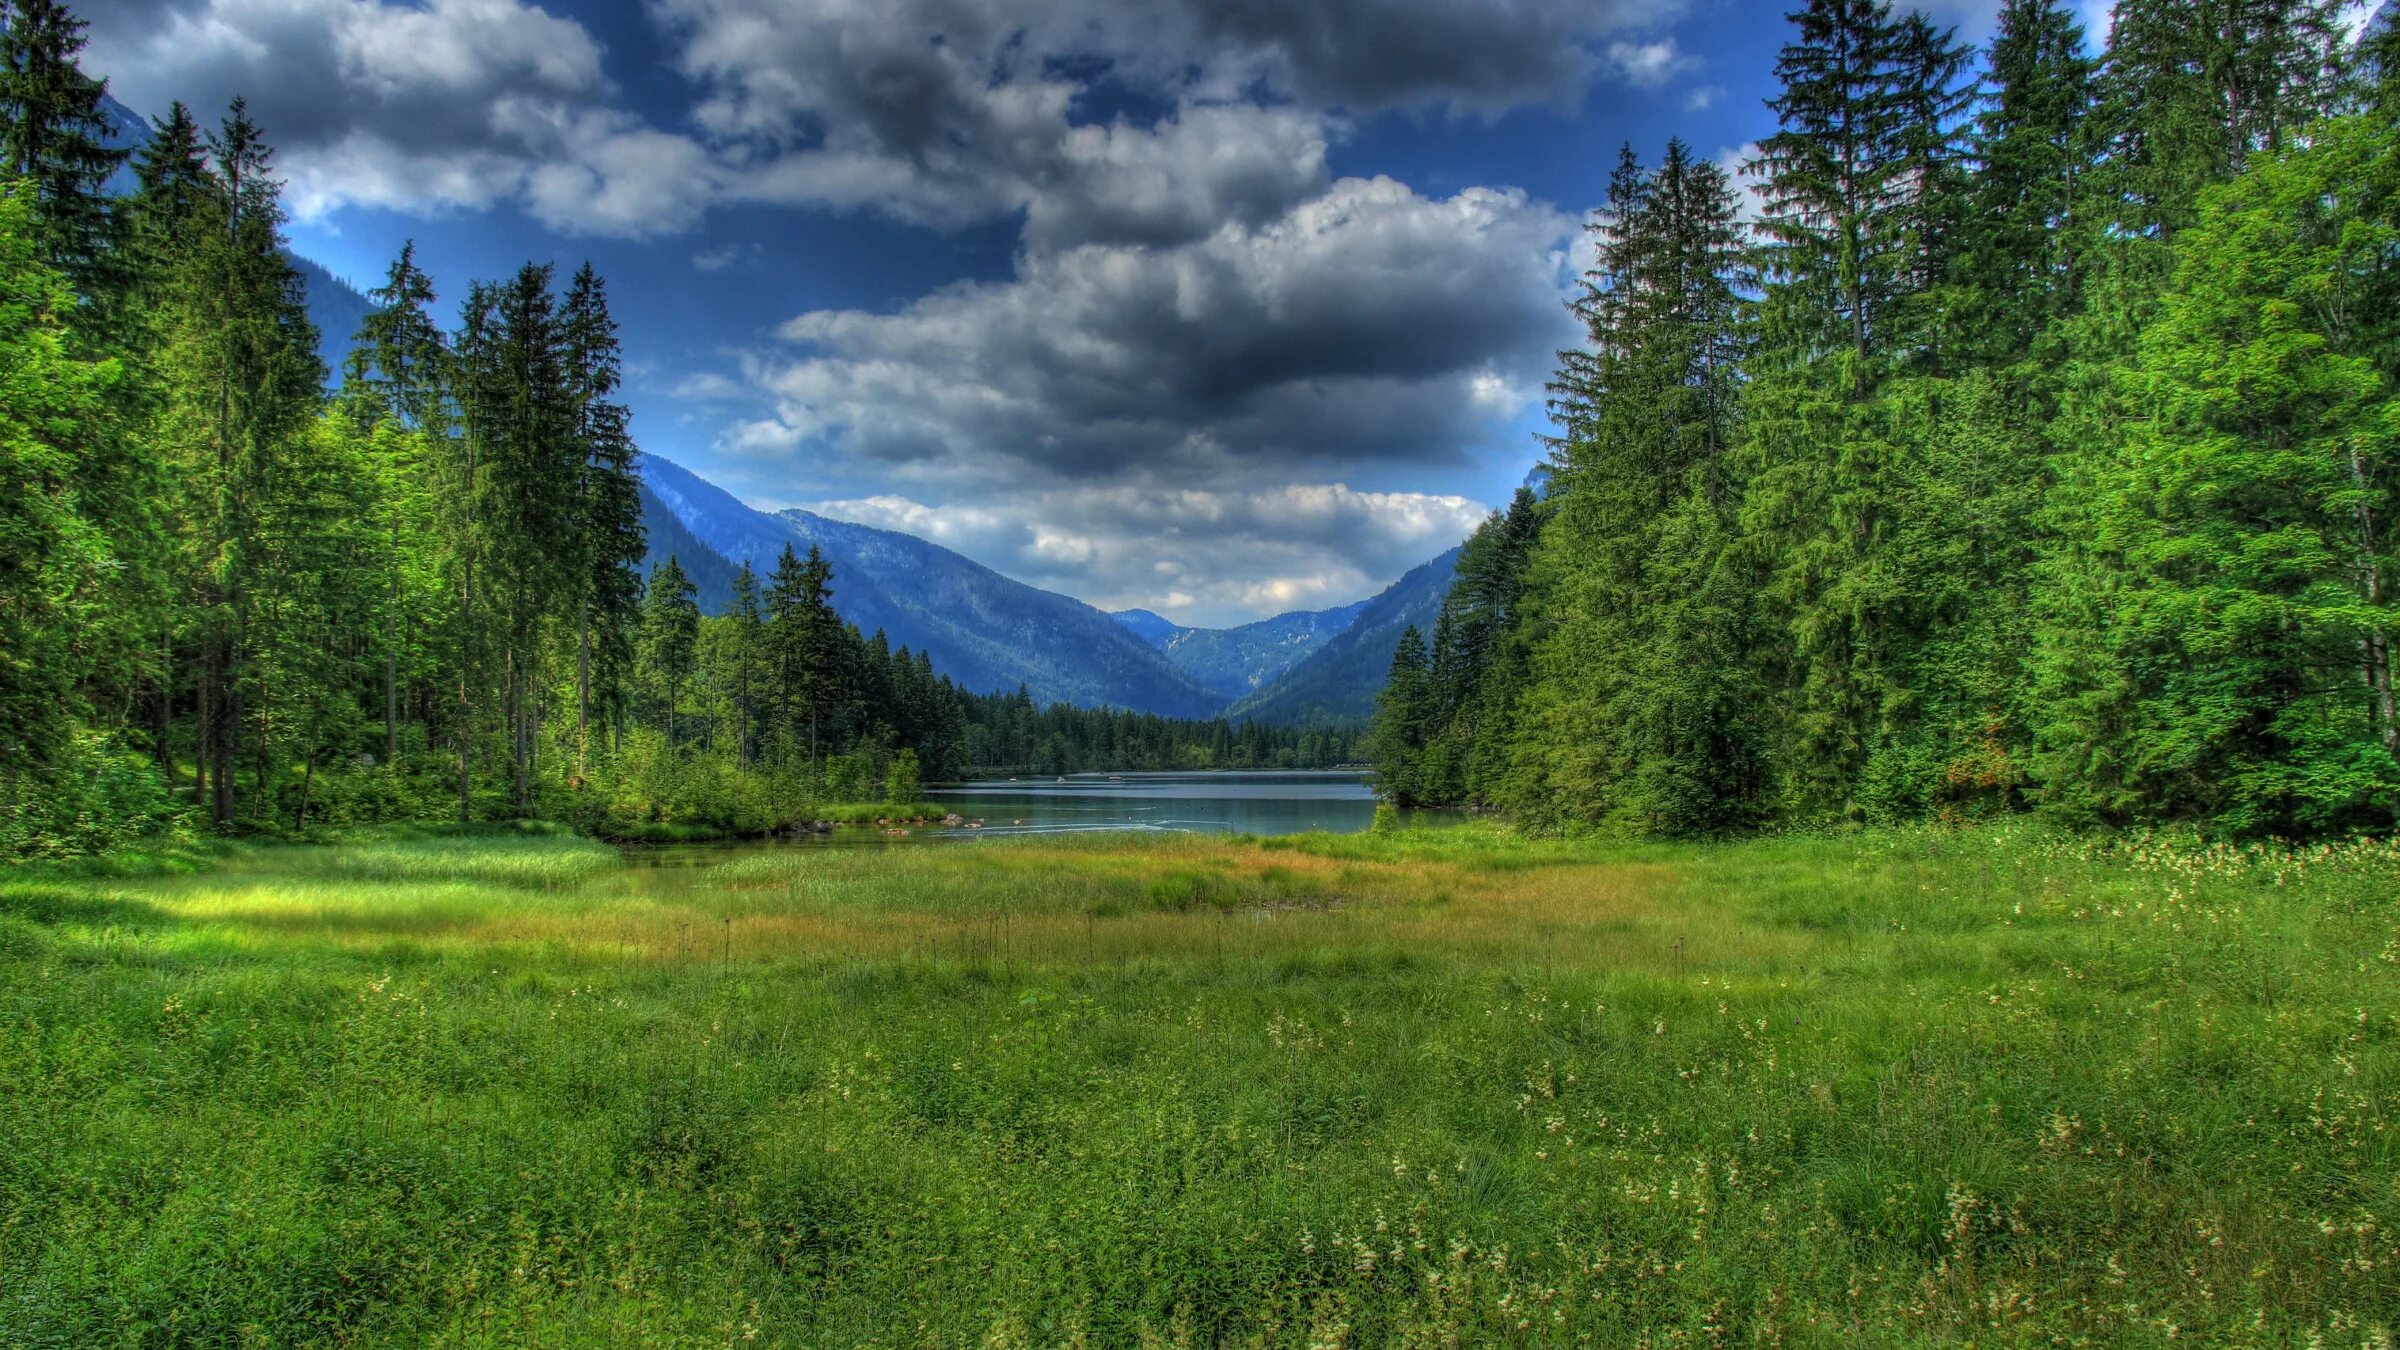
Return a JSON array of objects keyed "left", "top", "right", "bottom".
[
  {"left": 930, "top": 770, "right": 1379, "bottom": 838},
  {"left": 626, "top": 771, "right": 1381, "bottom": 863}
]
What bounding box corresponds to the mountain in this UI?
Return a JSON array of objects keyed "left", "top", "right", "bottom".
[
  {"left": 1111, "top": 609, "right": 1183, "bottom": 646},
  {"left": 1223, "top": 545, "right": 1465, "bottom": 726},
  {"left": 1115, "top": 602, "right": 1370, "bottom": 700},
  {"left": 99, "top": 94, "right": 375, "bottom": 382},
  {"left": 637, "top": 484, "right": 746, "bottom": 614},
  {"left": 288, "top": 255, "right": 376, "bottom": 379},
  {"left": 637, "top": 454, "right": 1224, "bottom": 716}
]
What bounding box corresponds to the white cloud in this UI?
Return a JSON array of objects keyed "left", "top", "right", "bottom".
[
  {"left": 813, "top": 482, "right": 1490, "bottom": 625},
  {"left": 670, "top": 371, "right": 746, "bottom": 401},
  {"left": 1603, "top": 38, "right": 1691, "bottom": 89},
  {"left": 83, "top": 0, "right": 675, "bottom": 229},
  {"left": 1714, "top": 141, "right": 1769, "bottom": 224}
]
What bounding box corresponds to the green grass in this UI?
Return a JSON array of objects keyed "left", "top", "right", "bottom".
[
  {"left": 805, "top": 799, "right": 955, "bottom": 826},
  {"left": 2, "top": 820, "right": 2396, "bottom": 1347}
]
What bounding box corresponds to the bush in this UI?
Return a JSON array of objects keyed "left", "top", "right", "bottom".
[
  {"left": 885, "top": 749, "right": 921, "bottom": 804},
  {"left": 0, "top": 730, "right": 188, "bottom": 859},
  {"left": 574, "top": 728, "right": 802, "bottom": 839}
]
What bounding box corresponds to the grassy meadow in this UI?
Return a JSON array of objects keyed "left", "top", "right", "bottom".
[{"left": 2, "top": 821, "right": 2396, "bottom": 1347}]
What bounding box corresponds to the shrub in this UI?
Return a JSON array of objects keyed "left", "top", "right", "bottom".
[{"left": 0, "top": 730, "right": 187, "bottom": 859}]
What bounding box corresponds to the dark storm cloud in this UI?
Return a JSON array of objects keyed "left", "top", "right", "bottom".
[
  {"left": 736, "top": 175, "right": 1576, "bottom": 484},
  {"left": 658, "top": 0, "right": 1687, "bottom": 243}
]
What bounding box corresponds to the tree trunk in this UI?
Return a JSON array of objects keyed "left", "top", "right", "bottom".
[
  {"left": 457, "top": 571, "right": 473, "bottom": 826},
  {"left": 195, "top": 642, "right": 211, "bottom": 818},
  {"left": 2354, "top": 443, "right": 2397, "bottom": 751},
  {"left": 511, "top": 648, "right": 530, "bottom": 818},
  {"left": 576, "top": 600, "right": 591, "bottom": 780},
  {"left": 212, "top": 634, "right": 237, "bottom": 828},
  {"left": 154, "top": 629, "right": 175, "bottom": 782},
  {"left": 386, "top": 563, "right": 400, "bottom": 766}
]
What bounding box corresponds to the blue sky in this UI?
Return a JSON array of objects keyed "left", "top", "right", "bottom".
[{"left": 79, "top": 0, "right": 2048, "bottom": 625}]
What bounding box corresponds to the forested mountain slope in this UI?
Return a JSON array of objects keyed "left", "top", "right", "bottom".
[
  {"left": 1113, "top": 602, "right": 1371, "bottom": 700},
  {"left": 639, "top": 455, "right": 1224, "bottom": 716},
  {"left": 1226, "top": 546, "right": 1464, "bottom": 726}
]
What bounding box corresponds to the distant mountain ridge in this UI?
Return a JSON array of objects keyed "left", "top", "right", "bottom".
[
  {"left": 1223, "top": 545, "right": 1466, "bottom": 726},
  {"left": 1113, "top": 601, "right": 1370, "bottom": 700},
  {"left": 1112, "top": 609, "right": 1184, "bottom": 646},
  {"left": 637, "top": 453, "right": 1486, "bottom": 725},
  {"left": 637, "top": 455, "right": 1224, "bottom": 717}
]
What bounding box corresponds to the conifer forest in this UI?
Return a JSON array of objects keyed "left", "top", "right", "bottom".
[{"left": 1376, "top": 0, "right": 2400, "bottom": 844}]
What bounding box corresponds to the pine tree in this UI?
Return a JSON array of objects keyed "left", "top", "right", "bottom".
[
  {"left": 768, "top": 544, "right": 840, "bottom": 769},
  {"left": 2036, "top": 116, "right": 2400, "bottom": 832},
  {"left": 0, "top": 183, "right": 117, "bottom": 770},
  {"left": 151, "top": 101, "right": 322, "bottom": 826},
  {"left": 2095, "top": 0, "right": 2347, "bottom": 247},
  {"left": 1962, "top": 0, "right": 2097, "bottom": 370},
  {"left": 725, "top": 561, "right": 765, "bottom": 764},
  {"left": 0, "top": 0, "right": 125, "bottom": 297},
  {"left": 1369, "top": 626, "right": 1431, "bottom": 805},
  {"left": 1737, "top": 0, "right": 1971, "bottom": 818},
  {"left": 347, "top": 243, "right": 447, "bottom": 766},
  {"left": 642, "top": 555, "right": 698, "bottom": 749},
  {"left": 475, "top": 263, "right": 576, "bottom": 815},
  {"left": 1508, "top": 137, "right": 1758, "bottom": 833},
  {"left": 2027, "top": 0, "right": 2364, "bottom": 831},
  {"left": 445, "top": 281, "right": 498, "bottom": 821},
  {"left": 346, "top": 242, "right": 445, "bottom": 428},
  {"left": 561, "top": 262, "right": 643, "bottom": 775}
]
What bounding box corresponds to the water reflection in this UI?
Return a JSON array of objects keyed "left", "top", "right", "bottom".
[{"left": 622, "top": 771, "right": 1381, "bottom": 863}]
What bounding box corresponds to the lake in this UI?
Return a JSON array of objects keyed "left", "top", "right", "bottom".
[
  {"left": 626, "top": 771, "right": 1382, "bottom": 863},
  {"left": 927, "top": 770, "right": 1380, "bottom": 838}
]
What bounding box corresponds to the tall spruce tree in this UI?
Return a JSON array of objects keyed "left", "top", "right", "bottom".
[
  {"left": 347, "top": 243, "right": 447, "bottom": 766},
  {"left": 724, "top": 561, "right": 766, "bottom": 763},
  {"left": 561, "top": 262, "right": 643, "bottom": 775},
  {"left": 1737, "top": 0, "right": 1971, "bottom": 819},
  {"left": 2028, "top": 0, "right": 2361, "bottom": 830},
  {"left": 1371, "top": 625, "right": 1432, "bottom": 805},
  {"left": 0, "top": 184, "right": 116, "bottom": 772},
  {"left": 1962, "top": 0, "right": 2096, "bottom": 370},
  {"left": 1502, "top": 139, "right": 1759, "bottom": 833},
  {"left": 641, "top": 555, "right": 698, "bottom": 749},
  {"left": 0, "top": 0, "right": 123, "bottom": 297},
  {"left": 767, "top": 543, "right": 840, "bottom": 769},
  {"left": 2034, "top": 115, "right": 2400, "bottom": 832},
  {"left": 475, "top": 263, "right": 578, "bottom": 815},
  {"left": 150, "top": 100, "right": 322, "bottom": 826}
]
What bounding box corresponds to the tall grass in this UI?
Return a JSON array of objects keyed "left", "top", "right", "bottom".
[{"left": 1, "top": 821, "right": 2394, "bottom": 1346}]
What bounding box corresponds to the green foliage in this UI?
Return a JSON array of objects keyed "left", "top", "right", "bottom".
[
  {"left": 0, "top": 727, "right": 183, "bottom": 856},
  {"left": 1502, "top": 137, "right": 1760, "bottom": 835},
  {"left": 1377, "top": 0, "right": 2400, "bottom": 841},
  {"left": 884, "top": 747, "right": 921, "bottom": 803},
  {"left": 0, "top": 182, "right": 117, "bottom": 769},
  {"left": 2032, "top": 115, "right": 2400, "bottom": 833},
  {"left": 0, "top": 0, "right": 125, "bottom": 295}
]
